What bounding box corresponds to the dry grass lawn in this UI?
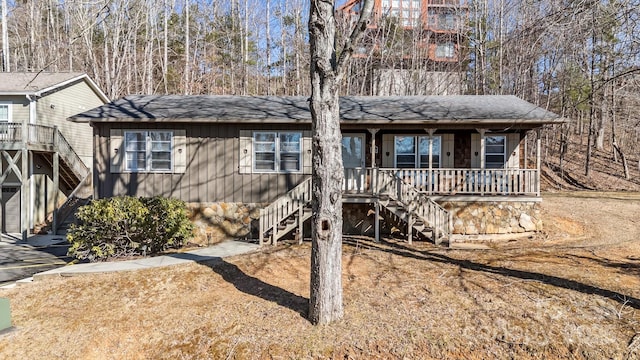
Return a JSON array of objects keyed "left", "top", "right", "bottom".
[{"left": 1, "top": 192, "right": 640, "bottom": 359}]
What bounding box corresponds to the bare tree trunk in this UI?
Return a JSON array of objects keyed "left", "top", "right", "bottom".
[
  {"left": 184, "top": 0, "right": 190, "bottom": 95},
  {"left": 1, "top": 0, "right": 8, "bottom": 71},
  {"left": 308, "top": 0, "right": 343, "bottom": 325},
  {"left": 308, "top": 0, "right": 373, "bottom": 326}
]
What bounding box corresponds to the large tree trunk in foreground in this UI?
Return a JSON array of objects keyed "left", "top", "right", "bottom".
[
  {"left": 307, "top": 0, "right": 373, "bottom": 325},
  {"left": 308, "top": 0, "right": 344, "bottom": 325}
]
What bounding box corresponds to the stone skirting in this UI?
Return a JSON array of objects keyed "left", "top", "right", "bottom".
[
  {"left": 186, "top": 199, "right": 543, "bottom": 244},
  {"left": 187, "top": 202, "right": 262, "bottom": 245},
  {"left": 441, "top": 200, "right": 542, "bottom": 235}
]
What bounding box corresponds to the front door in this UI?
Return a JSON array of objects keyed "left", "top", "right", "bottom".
[{"left": 342, "top": 134, "right": 365, "bottom": 192}]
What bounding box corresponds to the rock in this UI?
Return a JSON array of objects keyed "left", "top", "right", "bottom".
[{"left": 519, "top": 213, "right": 537, "bottom": 231}]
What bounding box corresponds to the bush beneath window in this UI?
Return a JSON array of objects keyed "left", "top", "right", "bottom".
[{"left": 67, "top": 196, "right": 194, "bottom": 262}]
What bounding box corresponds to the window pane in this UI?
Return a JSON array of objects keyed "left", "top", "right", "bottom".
[
  {"left": 254, "top": 132, "right": 276, "bottom": 142},
  {"left": 150, "top": 131, "right": 171, "bottom": 141},
  {"left": 395, "top": 136, "right": 415, "bottom": 154},
  {"left": 397, "top": 155, "right": 416, "bottom": 168},
  {"left": 486, "top": 136, "right": 505, "bottom": 146},
  {"left": 151, "top": 142, "right": 171, "bottom": 151},
  {"left": 151, "top": 152, "right": 171, "bottom": 161},
  {"left": 126, "top": 152, "right": 146, "bottom": 170},
  {"left": 151, "top": 160, "right": 171, "bottom": 170},
  {"left": 255, "top": 142, "right": 275, "bottom": 152},
  {"left": 280, "top": 154, "right": 300, "bottom": 171},
  {"left": 255, "top": 153, "right": 275, "bottom": 170},
  {"left": 0, "top": 105, "right": 8, "bottom": 121},
  {"left": 485, "top": 136, "right": 506, "bottom": 168}
]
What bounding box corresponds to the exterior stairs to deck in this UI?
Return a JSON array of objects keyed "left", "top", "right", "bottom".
[
  {"left": 259, "top": 177, "right": 313, "bottom": 245},
  {"left": 379, "top": 197, "right": 434, "bottom": 242},
  {"left": 258, "top": 170, "right": 452, "bottom": 246}
]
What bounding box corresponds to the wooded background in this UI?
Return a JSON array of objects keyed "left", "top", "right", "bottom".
[{"left": 1, "top": 0, "right": 638, "bottom": 180}]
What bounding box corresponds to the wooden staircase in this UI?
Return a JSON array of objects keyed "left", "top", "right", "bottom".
[
  {"left": 376, "top": 169, "right": 451, "bottom": 245},
  {"left": 259, "top": 177, "right": 312, "bottom": 245},
  {"left": 258, "top": 169, "right": 452, "bottom": 246}
]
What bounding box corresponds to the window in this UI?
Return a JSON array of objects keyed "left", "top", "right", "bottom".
[
  {"left": 435, "top": 42, "right": 455, "bottom": 58},
  {"left": 395, "top": 135, "right": 441, "bottom": 168},
  {"left": 0, "top": 103, "right": 10, "bottom": 135},
  {"left": 253, "top": 131, "right": 301, "bottom": 172},
  {"left": 485, "top": 135, "right": 506, "bottom": 168},
  {"left": 124, "top": 131, "right": 173, "bottom": 172}
]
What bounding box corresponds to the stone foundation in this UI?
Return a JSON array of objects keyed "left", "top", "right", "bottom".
[
  {"left": 187, "top": 202, "right": 262, "bottom": 245},
  {"left": 185, "top": 199, "right": 543, "bottom": 245},
  {"left": 441, "top": 201, "right": 542, "bottom": 235}
]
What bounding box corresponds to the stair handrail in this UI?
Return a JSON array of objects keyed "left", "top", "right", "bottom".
[
  {"left": 259, "top": 177, "right": 312, "bottom": 245},
  {"left": 376, "top": 169, "right": 451, "bottom": 243},
  {"left": 53, "top": 127, "right": 90, "bottom": 181}
]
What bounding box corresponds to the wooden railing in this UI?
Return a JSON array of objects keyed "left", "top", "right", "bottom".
[
  {"left": 343, "top": 168, "right": 539, "bottom": 196},
  {"left": 376, "top": 169, "right": 451, "bottom": 243},
  {"left": 0, "top": 123, "right": 89, "bottom": 182},
  {"left": 53, "top": 127, "right": 90, "bottom": 182},
  {"left": 259, "top": 177, "right": 312, "bottom": 245}
]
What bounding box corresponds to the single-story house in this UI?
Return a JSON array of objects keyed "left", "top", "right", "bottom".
[
  {"left": 0, "top": 72, "right": 108, "bottom": 238},
  {"left": 70, "top": 95, "right": 563, "bottom": 245}
]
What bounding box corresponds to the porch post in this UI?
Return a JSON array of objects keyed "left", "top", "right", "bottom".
[
  {"left": 478, "top": 129, "right": 486, "bottom": 196},
  {"left": 368, "top": 128, "right": 379, "bottom": 196},
  {"left": 20, "top": 121, "right": 28, "bottom": 241},
  {"left": 427, "top": 129, "right": 436, "bottom": 195},
  {"left": 52, "top": 128, "right": 59, "bottom": 235},
  {"left": 374, "top": 200, "right": 380, "bottom": 243},
  {"left": 478, "top": 129, "right": 486, "bottom": 169},
  {"left": 367, "top": 128, "right": 379, "bottom": 168},
  {"left": 536, "top": 128, "right": 541, "bottom": 197},
  {"left": 523, "top": 132, "right": 528, "bottom": 170}
]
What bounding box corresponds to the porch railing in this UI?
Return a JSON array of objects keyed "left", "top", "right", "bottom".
[{"left": 344, "top": 168, "right": 539, "bottom": 196}]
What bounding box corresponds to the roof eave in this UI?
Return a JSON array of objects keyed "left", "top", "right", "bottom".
[{"left": 37, "top": 74, "right": 110, "bottom": 103}]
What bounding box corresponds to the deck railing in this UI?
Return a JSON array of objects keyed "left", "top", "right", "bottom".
[
  {"left": 344, "top": 168, "right": 539, "bottom": 196},
  {"left": 0, "top": 123, "right": 89, "bottom": 182}
]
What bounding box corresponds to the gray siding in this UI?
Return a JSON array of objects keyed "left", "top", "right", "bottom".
[
  {"left": 36, "top": 80, "right": 106, "bottom": 167},
  {"left": 95, "top": 123, "right": 309, "bottom": 203}
]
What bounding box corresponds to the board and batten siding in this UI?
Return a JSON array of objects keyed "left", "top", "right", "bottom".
[
  {"left": 380, "top": 131, "right": 521, "bottom": 169},
  {"left": 36, "top": 80, "right": 106, "bottom": 168},
  {"left": 95, "top": 123, "right": 311, "bottom": 204}
]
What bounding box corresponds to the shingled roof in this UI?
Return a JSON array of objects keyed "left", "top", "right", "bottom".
[
  {"left": 69, "top": 95, "right": 562, "bottom": 125},
  {"left": 0, "top": 72, "right": 109, "bottom": 101}
]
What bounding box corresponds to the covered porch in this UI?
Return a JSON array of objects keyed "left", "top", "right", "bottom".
[{"left": 340, "top": 127, "right": 542, "bottom": 197}]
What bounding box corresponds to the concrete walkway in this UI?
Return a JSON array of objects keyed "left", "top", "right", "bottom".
[
  {"left": 0, "top": 234, "right": 259, "bottom": 289},
  {"left": 32, "top": 241, "right": 260, "bottom": 280}
]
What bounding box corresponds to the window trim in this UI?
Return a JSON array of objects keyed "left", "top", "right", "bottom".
[
  {"left": 124, "top": 130, "right": 174, "bottom": 173},
  {"left": 484, "top": 135, "right": 507, "bottom": 169},
  {"left": 0, "top": 102, "right": 11, "bottom": 123},
  {"left": 252, "top": 131, "right": 303, "bottom": 174},
  {"left": 393, "top": 135, "right": 442, "bottom": 168}
]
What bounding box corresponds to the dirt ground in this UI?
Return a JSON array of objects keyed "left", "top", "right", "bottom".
[{"left": 0, "top": 192, "right": 639, "bottom": 359}]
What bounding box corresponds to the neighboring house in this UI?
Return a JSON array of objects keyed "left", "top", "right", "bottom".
[
  {"left": 0, "top": 72, "right": 109, "bottom": 237},
  {"left": 339, "top": 0, "right": 467, "bottom": 95},
  {"left": 70, "top": 95, "right": 563, "bottom": 245}
]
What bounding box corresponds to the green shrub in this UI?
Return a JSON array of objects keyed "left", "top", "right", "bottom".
[{"left": 67, "top": 196, "right": 194, "bottom": 262}]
